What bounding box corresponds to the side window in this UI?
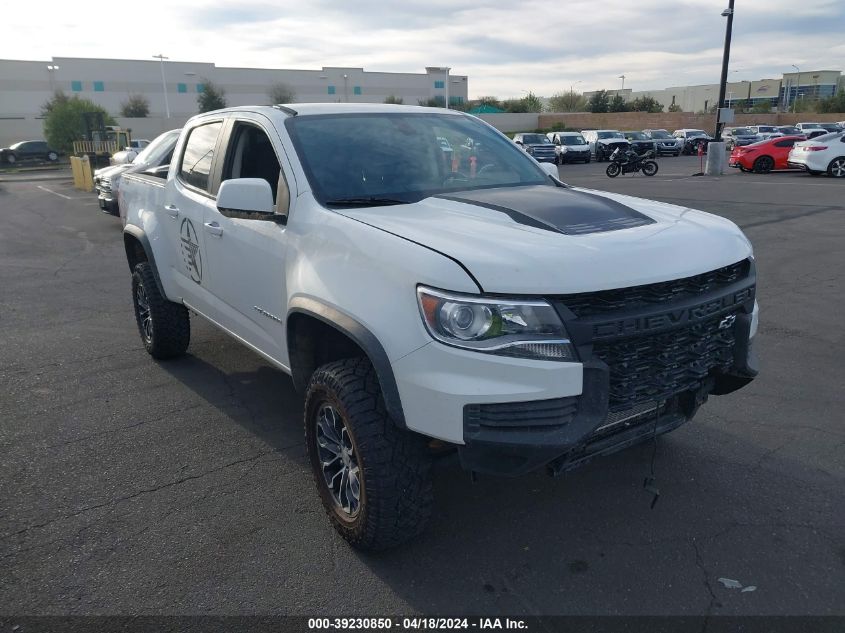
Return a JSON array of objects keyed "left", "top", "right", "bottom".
[
  {"left": 179, "top": 122, "right": 223, "bottom": 193},
  {"left": 774, "top": 139, "right": 795, "bottom": 148},
  {"left": 221, "top": 123, "right": 284, "bottom": 205}
]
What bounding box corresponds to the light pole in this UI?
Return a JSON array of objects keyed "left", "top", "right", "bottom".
[
  {"left": 714, "top": 0, "right": 735, "bottom": 142},
  {"left": 153, "top": 54, "right": 171, "bottom": 118},
  {"left": 618, "top": 74, "right": 625, "bottom": 95},
  {"left": 727, "top": 91, "right": 733, "bottom": 108},
  {"left": 569, "top": 80, "right": 582, "bottom": 112},
  {"left": 342, "top": 74, "right": 349, "bottom": 102},
  {"left": 442, "top": 67, "right": 451, "bottom": 109},
  {"left": 46, "top": 64, "right": 60, "bottom": 93},
  {"left": 791, "top": 64, "right": 800, "bottom": 114}
]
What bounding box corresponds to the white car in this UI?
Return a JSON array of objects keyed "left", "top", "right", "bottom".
[
  {"left": 119, "top": 104, "right": 759, "bottom": 550},
  {"left": 545, "top": 131, "right": 591, "bottom": 164},
  {"left": 110, "top": 139, "right": 152, "bottom": 165},
  {"left": 94, "top": 130, "right": 179, "bottom": 216},
  {"left": 787, "top": 132, "right": 845, "bottom": 177},
  {"left": 581, "top": 129, "right": 630, "bottom": 161}
]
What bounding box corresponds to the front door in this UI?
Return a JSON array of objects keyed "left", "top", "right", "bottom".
[
  {"left": 163, "top": 119, "right": 224, "bottom": 314},
  {"left": 200, "top": 115, "right": 294, "bottom": 363}
]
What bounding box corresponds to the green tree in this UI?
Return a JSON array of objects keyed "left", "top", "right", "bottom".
[
  {"left": 475, "top": 96, "right": 503, "bottom": 109},
  {"left": 120, "top": 94, "right": 150, "bottom": 117},
  {"left": 609, "top": 94, "right": 629, "bottom": 112},
  {"left": 748, "top": 100, "right": 773, "bottom": 114},
  {"left": 503, "top": 92, "right": 543, "bottom": 113},
  {"left": 629, "top": 96, "right": 664, "bottom": 113},
  {"left": 267, "top": 82, "right": 296, "bottom": 104},
  {"left": 197, "top": 79, "right": 227, "bottom": 112},
  {"left": 668, "top": 103, "right": 683, "bottom": 112},
  {"left": 587, "top": 90, "right": 610, "bottom": 113},
  {"left": 42, "top": 95, "right": 116, "bottom": 153},
  {"left": 418, "top": 96, "right": 445, "bottom": 107},
  {"left": 502, "top": 98, "right": 528, "bottom": 113},
  {"left": 383, "top": 95, "right": 404, "bottom": 104},
  {"left": 41, "top": 90, "right": 70, "bottom": 117},
  {"left": 547, "top": 91, "right": 587, "bottom": 112},
  {"left": 817, "top": 92, "right": 845, "bottom": 113}
]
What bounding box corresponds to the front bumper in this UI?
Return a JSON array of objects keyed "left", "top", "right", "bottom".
[
  {"left": 394, "top": 261, "right": 758, "bottom": 476},
  {"left": 96, "top": 189, "right": 118, "bottom": 215},
  {"left": 656, "top": 142, "right": 681, "bottom": 154}
]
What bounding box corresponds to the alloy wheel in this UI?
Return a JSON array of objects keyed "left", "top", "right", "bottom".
[
  {"left": 315, "top": 403, "right": 361, "bottom": 518},
  {"left": 829, "top": 158, "right": 845, "bottom": 178},
  {"left": 135, "top": 283, "right": 153, "bottom": 343}
]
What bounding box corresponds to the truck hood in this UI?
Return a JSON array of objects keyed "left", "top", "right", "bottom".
[
  {"left": 339, "top": 185, "right": 752, "bottom": 295},
  {"left": 597, "top": 139, "right": 628, "bottom": 146}
]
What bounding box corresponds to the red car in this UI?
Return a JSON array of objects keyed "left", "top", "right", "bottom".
[{"left": 730, "top": 136, "right": 805, "bottom": 173}]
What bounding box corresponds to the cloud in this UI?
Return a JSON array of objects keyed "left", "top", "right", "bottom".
[{"left": 2, "top": 0, "right": 843, "bottom": 98}]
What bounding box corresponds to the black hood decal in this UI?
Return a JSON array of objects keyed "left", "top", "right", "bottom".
[{"left": 437, "top": 186, "right": 656, "bottom": 236}]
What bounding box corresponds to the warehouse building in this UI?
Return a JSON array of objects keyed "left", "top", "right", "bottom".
[{"left": 0, "top": 57, "right": 468, "bottom": 146}]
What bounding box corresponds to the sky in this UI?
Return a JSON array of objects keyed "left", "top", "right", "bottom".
[{"left": 2, "top": 0, "right": 844, "bottom": 98}]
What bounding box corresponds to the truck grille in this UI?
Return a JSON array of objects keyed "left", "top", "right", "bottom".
[
  {"left": 558, "top": 260, "right": 750, "bottom": 318},
  {"left": 593, "top": 314, "right": 737, "bottom": 410},
  {"left": 553, "top": 259, "right": 754, "bottom": 410},
  {"left": 465, "top": 397, "right": 578, "bottom": 431}
]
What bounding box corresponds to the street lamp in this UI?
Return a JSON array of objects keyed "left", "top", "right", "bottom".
[
  {"left": 46, "top": 64, "right": 60, "bottom": 93},
  {"left": 342, "top": 73, "right": 349, "bottom": 102},
  {"left": 713, "top": 0, "right": 735, "bottom": 141},
  {"left": 569, "top": 80, "right": 582, "bottom": 112},
  {"left": 441, "top": 67, "right": 451, "bottom": 109},
  {"left": 153, "top": 54, "right": 171, "bottom": 118},
  {"left": 618, "top": 74, "right": 625, "bottom": 94},
  {"left": 791, "top": 64, "right": 800, "bottom": 114}
]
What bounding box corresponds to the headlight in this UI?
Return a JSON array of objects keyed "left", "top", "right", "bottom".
[{"left": 416, "top": 286, "right": 575, "bottom": 361}]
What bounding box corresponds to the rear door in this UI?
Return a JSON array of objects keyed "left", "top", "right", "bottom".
[
  {"left": 163, "top": 119, "right": 225, "bottom": 314},
  {"left": 200, "top": 113, "right": 295, "bottom": 362}
]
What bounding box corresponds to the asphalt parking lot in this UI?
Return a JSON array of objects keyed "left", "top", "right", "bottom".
[{"left": 1, "top": 157, "right": 843, "bottom": 617}]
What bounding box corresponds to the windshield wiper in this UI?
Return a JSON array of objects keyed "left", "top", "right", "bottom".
[{"left": 325, "top": 197, "right": 410, "bottom": 207}]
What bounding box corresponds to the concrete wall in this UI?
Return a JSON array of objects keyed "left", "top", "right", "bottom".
[{"left": 477, "top": 112, "right": 539, "bottom": 132}]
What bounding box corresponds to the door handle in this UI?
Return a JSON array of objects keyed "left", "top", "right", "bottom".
[
  {"left": 165, "top": 204, "right": 179, "bottom": 218},
  {"left": 204, "top": 221, "right": 223, "bottom": 237}
]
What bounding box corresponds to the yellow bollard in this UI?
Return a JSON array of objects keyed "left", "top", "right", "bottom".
[
  {"left": 80, "top": 155, "right": 94, "bottom": 192},
  {"left": 70, "top": 156, "right": 83, "bottom": 189}
]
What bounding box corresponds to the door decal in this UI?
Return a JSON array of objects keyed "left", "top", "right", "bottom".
[{"left": 180, "top": 218, "right": 203, "bottom": 284}]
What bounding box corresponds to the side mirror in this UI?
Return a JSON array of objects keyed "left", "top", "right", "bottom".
[
  {"left": 539, "top": 162, "right": 558, "bottom": 178},
  {"left": 515, "top": 140, "right": 523, "bottom": 145},
  {"left": 217, "top": 178, "right": 284, "bottom": 223},
  {"left": 144, "top": 164, "right": 170, "bottom": 179}
]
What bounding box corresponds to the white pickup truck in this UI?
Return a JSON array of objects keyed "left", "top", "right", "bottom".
[{"left": 120, "top": 104, "right": 759, "bottom": 550}]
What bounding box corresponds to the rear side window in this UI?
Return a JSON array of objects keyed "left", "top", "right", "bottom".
[
  {"left": 179, "top": 122, "right": 223, "bottom": 192},
  {"left": 774, "top": 139, "right": 796, "bottom": 148}
]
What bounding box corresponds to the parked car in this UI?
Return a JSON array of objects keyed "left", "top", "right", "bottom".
[
  {"left": 818, "top": 123, "right": 843, "bottom": 134},
  {"left": 545, "top": 131, "right": 591, "bottom": 164},
  {"left": 787, "top": 131, "right": 845, "bottom": 177},
  {"left": 94, "top": 129, "right": 179, "bottom": 217},
  {"left": 747, "top": 125, "right": 782, "bottom": 140},
  {"left": 673, "top": 129, "right": 712, "bottom": 155},
  {"left": 119, "top": 103, "right": 759, "bottom": 550},
  {"left": 729, "top": 136, "right": 803, "bottom": 173},
  {"left": 794, "top": 123, "right": 829, "bottom": 139},
  {"left": 110, "top": 139, "right": 153, "bottom": 166},
  {"left": 582, "top": 129, "right": 630, "bottom": 161},
  {"left": 622, "top": 131, "right": 657, "bottom": 156},
  {"left": 512, "top": 133, "right": 556, "bottom": 163},
  {"left": 723, "top": 127, "right": 760, "bottom": 150},
  {"left": 0, "top": 140, "right": 60, "bottom": 164},
  {"left": 775, "top": 126, "right": 803, "bottom": 137},
  {"left": 795, "top": 122, "right": 823, "bottom": 132},
  {"left": 643, "top": 129, "right": 683, "bottom": 156}
]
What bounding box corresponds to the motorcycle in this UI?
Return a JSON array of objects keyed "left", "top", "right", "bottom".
[{"left": 606, "top": 148, "right": 659, "bottom": 178}]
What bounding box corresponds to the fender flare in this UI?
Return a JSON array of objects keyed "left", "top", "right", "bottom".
[
  {"left": 123, "top": 225, "right": 167, "bottom": 299},
  {"left": 287, "top": 297, "right": 406, "bottom": 428}
]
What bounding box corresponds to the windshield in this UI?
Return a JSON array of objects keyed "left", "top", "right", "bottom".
[
  {"left": 133, "top": 131, "right": 180, "bottom": 166},
  {"left": 819, "top": 123, "right": 842, "bottom": 131},
  {"left": 687, "top": 130, "right": 707, "bottom": 137},
  {"left": 649, "top": 131, "right": 672, "bottom": 139},
  {"left": 520, "top": 134, "right": 550, "bottom": 144},
  {"left": 757, "top": 126, "right": 776, "bottom": 133},
  {"left": 286, "top": 113, "right": 551, "bottom": 205},
  {"left": 812, "top": 132, "right": 843, "bottom": 143},
  {"left": 561, "top": 135, "right": 586, "bottom": 146},
  {"left": 778, "top": 127, "right": 799, "bottom": 134},
  {"left": 800, "top": 123, "right": 821, "bottom": 128},
  {"left": 732, "top": 128, "right": 754, "bottom": 135},
  {"left": 625, "top": 132, "right": 648, "bottom": 140},
  {"left": 597, "top": 131, "right": 623, "bottom": 139}
]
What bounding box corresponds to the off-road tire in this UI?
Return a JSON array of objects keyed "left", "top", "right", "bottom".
[
  {"left": 131, "top": 262, "right": 190, "bottom": 359},
  {"left": 305, "top": 358, "right": 433, "bottom": 550}
]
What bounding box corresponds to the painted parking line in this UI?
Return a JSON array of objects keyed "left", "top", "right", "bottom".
[{"left": 36, "top": 185, "right": 75, "bottom": 200}]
